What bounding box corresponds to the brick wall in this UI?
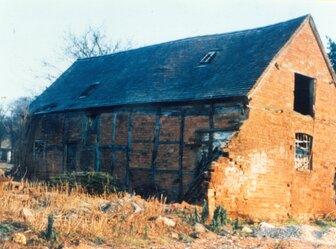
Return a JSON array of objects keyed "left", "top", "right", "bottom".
[
  {"left": 27, "top": 102, "right": 245, "bottom": 201},
  {"left": 208, "top": 21, "right": 336, "bottom": 221}
]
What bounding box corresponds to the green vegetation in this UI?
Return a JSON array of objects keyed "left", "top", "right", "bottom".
[
  {"left": 47, "top": 171, "right": 122, "bottom": 194},
  {"left": 210, "top": 206, "right": 228, "bottom": 232}
]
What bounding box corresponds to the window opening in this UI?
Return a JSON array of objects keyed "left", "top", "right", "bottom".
[
  {"left": 294, "top": 133, "right": 313, "bottom": 170},
  {"left": 0, "top": 149, "right": 8, "bottom": 162},
  {"left": 87, "top": 114, "right": 98, "bottom": 133},
  {"left": 196, "top": 129, "right": 235, "bottom": 160},
  {"left": 294, "top": 73, "right": 314, "bottom": 116},
  {"left": 65, "top": 143, "right": 77, "bottom": 172},
  {"left": 33, "top": 140, "right": 46, "bottom": 160},
  {"left": 79, "top": 82, "right": 100, "bottom": 98},
  {"left": 200, "top": 51, "right": 216, "bottom": 64}
]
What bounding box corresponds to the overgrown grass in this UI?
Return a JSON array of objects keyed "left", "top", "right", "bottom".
[
  {"left": 0, "top": 178, "right": 193, "bottom": 247},
  {"left": 47, "top": 171, "right": 122, "bottom": 195}
]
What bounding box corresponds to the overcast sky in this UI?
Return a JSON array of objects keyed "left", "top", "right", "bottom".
[{"left": 0, "top": 0, "right": 335, "bottom": 104}]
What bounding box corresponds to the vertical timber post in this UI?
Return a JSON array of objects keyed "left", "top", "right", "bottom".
[
  {"left": 111, "top": 112, "right": 117, "bottom": 175},
  {"left": 126, "top": 110, "right": 133, "bottom": 189},
  {"left": 95, "top": 114, "right": 101, "bottom": 171},
  {"left": 151, "top": 107, "right": 161, "bottom": 188},
  {"left": 62, "top": 113, "right": 68, "bottom": 173},
  {"left": 208, "top": 103, "right": 215, "bottom": 154},
  {"left": 178, "top": 110, "right": 185, "bottom": 200}
]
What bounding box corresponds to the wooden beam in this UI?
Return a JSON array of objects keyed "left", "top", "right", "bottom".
[
  {"left": 81, "top": 112, "right": 87, "bottom": 143},
  {"left": 62, "top": 113, "right": 68, "bottom": 172},
  {"left": 95, "top": 114, "right": 101, "bottom": 171},
  {"left": 130, "top": 167, "right": 193, "bottom": 174},
  {"left": 111, "top": 112, "right": 117, "bottom": 175},
  {"left": 178, "top": 110, "right": 185, "bottom": 199},
  {"left": 125, "top": 110, "right": 133, "bottom": 189},
  {"left": 208, "top": 104, "right": 215, "bottom": 155},
  {"left": 151, "top": 108, "right": 161, "bottom": 186}
]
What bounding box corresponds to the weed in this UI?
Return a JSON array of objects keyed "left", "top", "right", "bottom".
[
  {"left": 144, "top": 224, "right": 148, "bottom": 240},
  {"left": 201, "top": 199, "right": 209, "bottom": 222},
  {"left": 315, "top": 219, "right": 336, "bottom": 228},
  {"left": 43, "top": 214, "right": 58, "bottom": 247},
  {"left": 210, "top": 206, "right": 228, "bottom": 232},
  {"left": 233, "top": 218, "right": 243, "bottom": 231},
  {"left": 188, "top": 208, "right": 201, "bottom": 225}
]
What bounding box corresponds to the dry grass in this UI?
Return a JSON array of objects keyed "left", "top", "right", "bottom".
[{"left": 0, "top": 181, "right": 194, "bottom": 248}]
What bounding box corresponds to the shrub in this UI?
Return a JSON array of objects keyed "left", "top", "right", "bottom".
[
  {"left": 201, "top": 199, "right": 209, "bottom": 222},
  {"left": 47, "top": 172, "right": 122, "bottom": 195},
  {"left": 210, "top": 206, "right": 228, "bottom": 232},
  {"left": 188, "top": 208, "right": 201, "bottom": 225}
]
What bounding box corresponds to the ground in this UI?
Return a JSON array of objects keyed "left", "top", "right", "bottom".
[
  {"left": 0, "top": 183, "right": 335, "bottom": 248},
  {"left": 0, "top": 165, "right": 336, "bottom": 248}
]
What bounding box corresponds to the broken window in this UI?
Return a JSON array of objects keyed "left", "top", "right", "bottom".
[
  {"left": 200, "top": 51, "right": 216, "bottom": 64},
  {"left": 294, "top": 133, "right": 313, "bottom": 170},
  {"left": 33, "top": 140, "right": 46, "bottom": 160},
  {"left": 294, "top": 73, "right": 314, "bottom": 116},
  {"left": 196, "top": 129, "right": 235, "bottom": 159},
  {"left": 79, "top": 82, "right": 100, "bottom": 98},
  {"left": 87, "top": 114, "right": 98, "bottom": 133},
  {"left": 65, "top": 143, "right": 77, "bottom": 172}
]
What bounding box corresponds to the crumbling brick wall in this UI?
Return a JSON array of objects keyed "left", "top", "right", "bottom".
[
  {"left": 27, "top": 102, "right": 246, "bottom": 201},
  {"left": 208, "top": 21, "right": 336, "bottom": 221}
]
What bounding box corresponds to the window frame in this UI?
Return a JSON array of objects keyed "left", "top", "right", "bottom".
[
  {"left": 33, "top": 140, "right": 46, "bottom": 160},
  {"left": 294, "top": 133, "right": 313, "bottom": 171}
]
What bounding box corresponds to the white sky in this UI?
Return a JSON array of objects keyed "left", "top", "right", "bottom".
[{"left": 0, "top": 0, "right": 335, "bottom": 104}]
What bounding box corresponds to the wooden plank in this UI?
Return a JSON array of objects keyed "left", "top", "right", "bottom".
[
  {"left": 125, "top": 110, "right": 133, "bottom": 189},
  {"left": 81, "top": 112, "right": 87, "bottom": 143},
  {"left": 208, "top": 103, "right": 215, "bottom": 154},
  {"left": 132, "top": 139, "right": 153, "bottom": 144},
  {"left": 62, "top": 113, "right": 68, "bottom": 172},
  {"left": 95, "top": 114, "right": 101, "bottom": 171},
  {"left": 151, "top": 108, "right": 161, "bottom": 185},
  {"left": 132, "top": 140, "right": 180, "bottom": 144},
  {"left": 158, "top": 141, "right": 180, "bottom": 145},
  {"left": 178, "top": 111, "right": 185, "bottom": 199},
  {"left": 111, "top": 112, "right": 117, "bottom": 175},
  {"left": 130, "top": 167, "right": 186, "bottom": 174}
]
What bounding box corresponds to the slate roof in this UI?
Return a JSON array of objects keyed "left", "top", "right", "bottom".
[{"left": 30, "top": 15, "right": 309, "bottom": 114}]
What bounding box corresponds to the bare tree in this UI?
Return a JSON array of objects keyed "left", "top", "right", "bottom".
[
  {"left": 37, "top": 26, "right": 132, "bottom": 83},
  {"left": 63, "top": 26, "right": 132, "bottom": 60}
]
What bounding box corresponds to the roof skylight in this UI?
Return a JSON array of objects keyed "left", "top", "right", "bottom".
[{"left": 200, "top": 51, "right": 216, "bottom": 64}]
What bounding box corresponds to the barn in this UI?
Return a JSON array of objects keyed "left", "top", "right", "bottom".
[{"left": 26, "top": 15, "right": 336, "bottom": 220}]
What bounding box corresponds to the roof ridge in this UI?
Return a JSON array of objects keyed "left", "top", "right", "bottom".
[{"left": 78, "top": 14, "right": 310, "bottom": 62}]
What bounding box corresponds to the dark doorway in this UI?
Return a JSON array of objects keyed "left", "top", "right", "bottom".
[{"left": 66, "top": 143, "right": 77, "bottom": 172}]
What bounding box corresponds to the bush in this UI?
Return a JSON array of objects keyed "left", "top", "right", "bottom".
[
  {"left": 210, "top": 206, "right": 228, "bottom": 232},
  {"left": 201, "top": 199, "right": 209, "bottom": 222},
  {"left": 47, "top": 172, "right": 122, "bottom": 195}
]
